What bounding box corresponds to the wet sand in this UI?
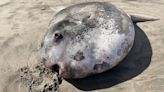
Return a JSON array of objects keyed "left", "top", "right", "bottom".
[{"left": 0, "top": 0, "right": 164, "bottom": 92}]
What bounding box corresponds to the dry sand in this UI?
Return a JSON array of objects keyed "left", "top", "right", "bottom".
[{"left": 0, "top": 0, "right": 164, "bottom": 92}]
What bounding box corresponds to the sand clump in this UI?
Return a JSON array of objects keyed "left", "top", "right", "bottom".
[{"left": 17, "top": 62, "right": 61, "bottom": 92}]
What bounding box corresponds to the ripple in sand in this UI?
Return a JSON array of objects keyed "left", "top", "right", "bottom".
[{"left": 0, "top": 0, "right": 11, "bottom": 6}]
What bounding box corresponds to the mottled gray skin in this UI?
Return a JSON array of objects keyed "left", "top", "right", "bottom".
[{"left": 40, "top": 2, "right": 135, "bottom": 79}]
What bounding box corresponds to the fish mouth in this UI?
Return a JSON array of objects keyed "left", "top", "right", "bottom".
[
  {"left": 51, "top": 64, "right": 60, "bottom": 74},
  {"left": 44, "top": 61, "right": 60, "bottom": 72},
  {"left": 44, "top": 61, "right": 65, "bottom": 78},
  {"left": 44, "top": 61, "right": 76, "bottom": 79}
]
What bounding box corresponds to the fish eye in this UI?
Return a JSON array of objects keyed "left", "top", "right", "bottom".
[{"left": 53, "top": 31, "right": 63, "bottom": 43}]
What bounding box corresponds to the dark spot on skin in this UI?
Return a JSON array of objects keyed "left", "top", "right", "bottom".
[
  {"left": 117, "top": 48, "right": 122, "bottom": 56},
  {"left": 73, "top": 51, "right": 85, "bottom": 61},
  {"left": 93, "top": 62, "right": 110, "bottom": 71}
]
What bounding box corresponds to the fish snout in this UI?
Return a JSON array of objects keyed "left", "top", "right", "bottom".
[{"left": 43, "top": 61, "right": 65, "bottom": 77}]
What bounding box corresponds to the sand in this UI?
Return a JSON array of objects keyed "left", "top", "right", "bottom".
[{"left": 0, "top": 0, "right": 164, "bottom": 92}]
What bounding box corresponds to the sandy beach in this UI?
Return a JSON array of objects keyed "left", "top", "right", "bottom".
[{"left": 0, "top": 0, "right": 164, "bottom": 92}]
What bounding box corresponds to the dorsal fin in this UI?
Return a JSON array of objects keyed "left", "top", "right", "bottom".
[{"left": 130, "top": 14, "right": 159, "bottom": 23}]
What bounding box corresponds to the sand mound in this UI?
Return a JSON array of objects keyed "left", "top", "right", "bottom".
[{"left": 17, "top": 62, "right": 61, "bottom": 92}]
